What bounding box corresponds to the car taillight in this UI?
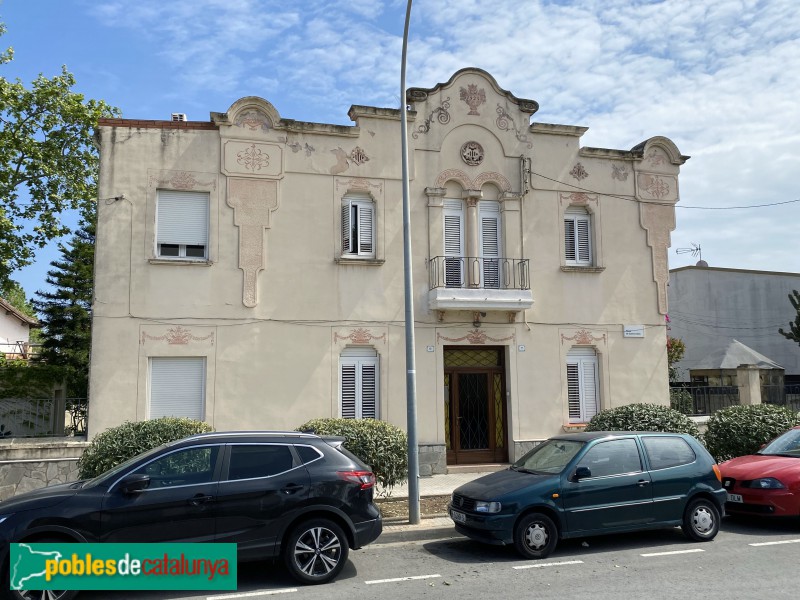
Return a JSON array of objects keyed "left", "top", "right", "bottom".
[
  {"left": 713, "top": 464, "right": 721, "bottom": 482},
  {"left": 338, "top": 470, "right": 376, "bottom": 490}
]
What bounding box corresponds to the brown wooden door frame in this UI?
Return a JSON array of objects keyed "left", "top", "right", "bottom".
[{"left": 444, "top": 347, "right": 508, "bottom": 465}]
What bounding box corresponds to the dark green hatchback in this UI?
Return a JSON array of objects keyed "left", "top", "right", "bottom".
[{"left": 449, "top": 431, "right": 726, "bottom": 559}]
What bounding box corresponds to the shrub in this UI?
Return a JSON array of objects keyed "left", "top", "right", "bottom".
[
  {"left": 585, "top": 403, "right": 700, "bottom": 438},
  {"left": 78, "top": 417, "right": 212, "bottom": 479},
  {"left": 703, "top": 404, "right": 800, "bottom": 462},
  {"left": 297, "top": 418, "right": 407, "bottom": 493}
]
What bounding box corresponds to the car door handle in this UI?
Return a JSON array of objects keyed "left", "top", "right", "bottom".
[
  {"left": 189, "top": 494, "right": 215, "bottom": 506},
  {"left": 281, "top": 483, "right": 305, "bottom": 494},
  {"left": 637, "top": 480, "right": 650, "bottom": 487}
]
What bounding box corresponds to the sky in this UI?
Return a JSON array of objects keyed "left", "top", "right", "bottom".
[{"left": 2, "top": 0, "right": 798, "bottom": 298}]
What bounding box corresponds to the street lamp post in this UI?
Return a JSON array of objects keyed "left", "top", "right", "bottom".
[{"left": 400, "top": 0, "right": 420, "bottom": 525}]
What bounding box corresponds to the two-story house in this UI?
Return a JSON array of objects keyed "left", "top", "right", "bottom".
[{"left": 89, "top": 68, "right": 686, "bottom": 473}]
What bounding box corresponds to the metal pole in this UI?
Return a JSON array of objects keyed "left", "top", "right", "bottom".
[{"left": 400, "top": 0, "right": 420, "bottom": 524}]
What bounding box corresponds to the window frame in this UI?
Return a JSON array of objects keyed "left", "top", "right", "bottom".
[
  {"left": 155, "top": 189, "right": 210, "bottom": 261},
  {"left": 341, "top": 194, "right": 376, "bottom": 259},
  {"left": 564, "top": 208, "right": 592, "bottom": 266},
  {"left": 566, "top": 348, "right": 600, "bottom": 424},
  {"left": 339, "top": 348, "right": 379, "bottom": 419}
]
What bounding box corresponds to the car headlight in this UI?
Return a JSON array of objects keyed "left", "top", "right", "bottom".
[
  {"left": 744, "top": 478, "right": 785, "bottom": 489},
  {"left": 474, "top": 501, "right": 502, "bottom": 513}
]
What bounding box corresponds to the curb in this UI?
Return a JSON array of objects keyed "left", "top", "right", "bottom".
[{"left": 375, "top": 516, "right": 463, "bottom": 545}]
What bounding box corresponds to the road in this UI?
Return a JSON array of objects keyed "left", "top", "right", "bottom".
[{"left": 78, "top": 517, "right": 800, "bottom": 600}]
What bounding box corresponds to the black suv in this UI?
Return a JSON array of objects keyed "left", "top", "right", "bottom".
[{"left": 1, "top": 431, "right": 383, "bottom": 598}]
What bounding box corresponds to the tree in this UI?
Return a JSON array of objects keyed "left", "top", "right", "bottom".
[
  {"left": 0, "top": 23, "right": 119, "bottom": 287},
  {"left": 0, "top": 278, "right": 35, "bottom": 319},
  {"left": 31, "top": 205, "right": 95, "bottom": 398},
  {"left": 779, "top": 289, "right": 800, "bottom": 346},
  {"left": 667, "top": 336, "right": 686, "bottom": 382}
]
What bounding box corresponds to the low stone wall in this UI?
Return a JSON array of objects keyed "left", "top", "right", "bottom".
[
  {"left": 0, "top": 438, "right": 88, "bottom": 501},
  {"left": 418, "top": 443, "right": 447, "bottom": 475}
]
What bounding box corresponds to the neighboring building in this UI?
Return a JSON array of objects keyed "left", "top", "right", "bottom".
[
  {"left": 0, "top": 297, "right": 38, "bottom": 359},
  {"left": 668, "top": 265, "right": 800, "bottom": 384},
  {"left": 89, "top": 68, "right": 686, "bottom": 472}
]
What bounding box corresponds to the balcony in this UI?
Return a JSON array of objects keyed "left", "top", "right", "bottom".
[{"left": 427, "top": 256, "right": 533, "bottom": 313}]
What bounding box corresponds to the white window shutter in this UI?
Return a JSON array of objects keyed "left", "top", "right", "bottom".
[
  {"left": 443, "top": 200, "right": 465, "bottom": 287},
  {"left": 567, "top": 363, "right": 581, "bottom": 420},
  {"left": 564, "top": 219, "right": 577, "bottom": 262},
  {"left": 479, "top": 201, "right": 502, "bottom": 288},
  {"left": 157, "top": 190, "right": 209, "bottom": 246},
  {"left": 581, "top": 359, "right": 599, "bottom": 419},
  {"left": 360, "top": 362, "right": 377, "bottom": 418},
  {"left": 341, "top": 200, "right": 353, "bottom": 253},
  {"left": 340, "top": 363, "right": 357, "bottom": 418},
  {"left": 357, "top": 203, "right": 374, "bottom": 255},
  {"left": 149, "top": 357, "right": 206, "bottom": 420},
  {"left": 576, "top": 218, "right": 591, "bottom": 264}
]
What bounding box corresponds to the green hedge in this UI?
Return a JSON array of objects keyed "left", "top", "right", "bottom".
[
  {"left": 585, "top": 403, "right": 700, "bottom": 438},
  {"left": 78, "top": 417, "right": 213, "bottom": 479},
  {"left": 297, "top": 418, "right": 407, "bottom": 493},
  {"left": 704, "top": 404, "right": 800, "bottom": 462}
]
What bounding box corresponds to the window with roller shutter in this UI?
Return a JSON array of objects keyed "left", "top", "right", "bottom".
[
  {"left": 149, "top": 356, "right": 206, "bottom": 420},
  {"left": 566, "top": 348, "right": 599, "bottom": 423},
  {"left": 156, "top": 190, "right": 209, "bottom": 259},
  {"left": 340, "top": 347, "right": 379, "bottom": 419}
]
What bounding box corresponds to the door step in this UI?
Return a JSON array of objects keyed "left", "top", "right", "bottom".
[{"left": 447, "top": 463, "right": 509, "bottom": 474}]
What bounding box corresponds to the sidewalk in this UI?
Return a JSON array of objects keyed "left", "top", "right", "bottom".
[{"left": 376, "top": 468, "right": 502, "bottom": 544}]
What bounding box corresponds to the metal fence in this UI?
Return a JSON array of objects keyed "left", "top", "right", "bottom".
[
  {"left": 428, "top": 256, "right": 530, "bottom": 290},
  {"left": 0, "top": 396, "right": 87, "bottom": 438},
  {"left": 669, "top": 384, "right": 740, "bottom": 416},
  {"left": 763, "top": 384, "right": 800, "bottom": 413}
]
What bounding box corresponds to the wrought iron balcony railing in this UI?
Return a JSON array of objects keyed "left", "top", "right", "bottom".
[{"left": 428, "top": 256, "right": 530, "bottom": 290}]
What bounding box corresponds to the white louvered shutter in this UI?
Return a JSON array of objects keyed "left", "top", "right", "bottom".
[
  {"left": 479, "top": 201, "right": 502, "bottom": 288},
  {"left": 567, "top": 349, "right": 599, "bottom": 423},
  {"left": 340, "top": 348, "right": 379, "bottom": 419},
  {"left": 443, "top": 200, "right": 465, "bottom": 287},
  {"left": 357, "top": 202, "right": 374, "bottom": 256},
  {"left": 564, "top": 208, "right": 592, "bottom": 266},
  {"left": 149, "top": 357, "right": 206, "bottom": 420},
  {"left": 341, "top": 200, "right": 353, "bottom": 253},
  {"left": 157, "top": 190, "right": 209, "bottom": 246},
  {"left": 564, "top": 219, "right": 577, "bottom": 262},
  {"left": 576, "top": 218, "right": 591, "bottom": 264}
]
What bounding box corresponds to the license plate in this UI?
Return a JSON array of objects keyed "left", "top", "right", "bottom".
[
  {"left": 450, "top": 509, "right": 466, "bottom": 524},
  {"left": 727, "top": 493, "right": 743, "bottom": 503}
]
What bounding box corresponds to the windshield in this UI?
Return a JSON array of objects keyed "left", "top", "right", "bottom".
[
  {"left": 759, "top": 428, "right": 800, "bottom": 457},
  {"left": 82, "top": 443, "right": 170, "bottom": 488},
  {"left": 512, "top": 439, "right": 585, "bottom": 474}
]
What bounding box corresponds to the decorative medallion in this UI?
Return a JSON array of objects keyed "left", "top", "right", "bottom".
[
  {"left": 234, "top": 109, "right": 271, "bottom": 131},
  {"left": 334, "top": 328, "right": 386, "bottom": 345},
  {"left": 236, "top": 144, "right": 270, "bottom": 171},
  {"left": 437, "top": 330, "right": 515, "bottom": 345},
  {"left": 350, "top": 146, "right": 370, "bottom": 165},
  {"left": 412, "top": 97, "right": 451, "bottom": 139},
  {"left": 560, "top": 329, "right": 606, "bottom": 345},
  {"left": 611, "top": 164, "right": 629, "bottom": 181},
  {"left": 570, "top": 163, "right": 589, "bottom": 181},
  {"left": 460, "top": 84, "right": 486, "bottom": 116},
  {"left": 140, "top": 326, "right": 215, "bottom": 345},
  {"left": 495, "top": 104, "right": 533, "bottom": 149},
  {"left": 460, "top": 141, "right": 484, "bottom": 166}
]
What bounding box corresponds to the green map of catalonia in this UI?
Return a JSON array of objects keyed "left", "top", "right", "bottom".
[{"left": 10, "top": 544, "right": 63, "bottom": 590}]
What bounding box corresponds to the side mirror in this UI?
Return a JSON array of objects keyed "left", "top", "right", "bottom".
[
  {"left": 119, "top": 473, "right": 151, "bottom": 494},
  {"left": 573, "top": 466, "right": 592, "bottom": 482}
]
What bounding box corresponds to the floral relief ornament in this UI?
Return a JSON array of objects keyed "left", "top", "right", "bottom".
[
  {"left": 560, "top": 329, "right": 606, "bottom": 345},
  {"left": 236, "top": 144, "right": 270, "bottom": 171},
  {"left": 436, "top": 330, "right": 515, "bottom": 345},
  {"left": 570, "top": 163, "right": 589, "bottom": 181},
  {"left": 141, "top": 326, "right": 215, "bottom": 345},
  {"left": 334, "top": 328, "right": 386, "bottom": 344}
]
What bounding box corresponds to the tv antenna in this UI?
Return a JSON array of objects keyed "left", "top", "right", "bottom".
[{"left": 676, "top": 242, "right": 706, "bottom": 266}]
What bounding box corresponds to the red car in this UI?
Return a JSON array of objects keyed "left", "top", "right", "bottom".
[{"left": 719, "top": 426, "right": 800, "bottom": 517}]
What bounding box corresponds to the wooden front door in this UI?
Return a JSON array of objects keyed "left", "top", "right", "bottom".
[{"left": 444, "top": 347, "right": 508, "bottom": 464}]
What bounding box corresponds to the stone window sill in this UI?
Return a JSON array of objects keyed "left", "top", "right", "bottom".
[
  {"left": 560, "top": 265, "right": 605, "bottom": 274},
  {"left": 335, "top": 257, "right": 385, "bottom": 266},
  {"left": 148, "top": 258, "right": 213, "bottom": 266}
]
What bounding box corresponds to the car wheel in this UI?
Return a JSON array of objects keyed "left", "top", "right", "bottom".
[
  {"left": 3, "top": 538, "right": 79, "bottom": 600},
  {"left": 283, "top": 518, "right": 349, "bottom": 585},
  {"left": 681, "top": 498, "right": 720, "bottom": 542},
  {"left": 513, "top": 512, "right": 558, "bottom": 559}
]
